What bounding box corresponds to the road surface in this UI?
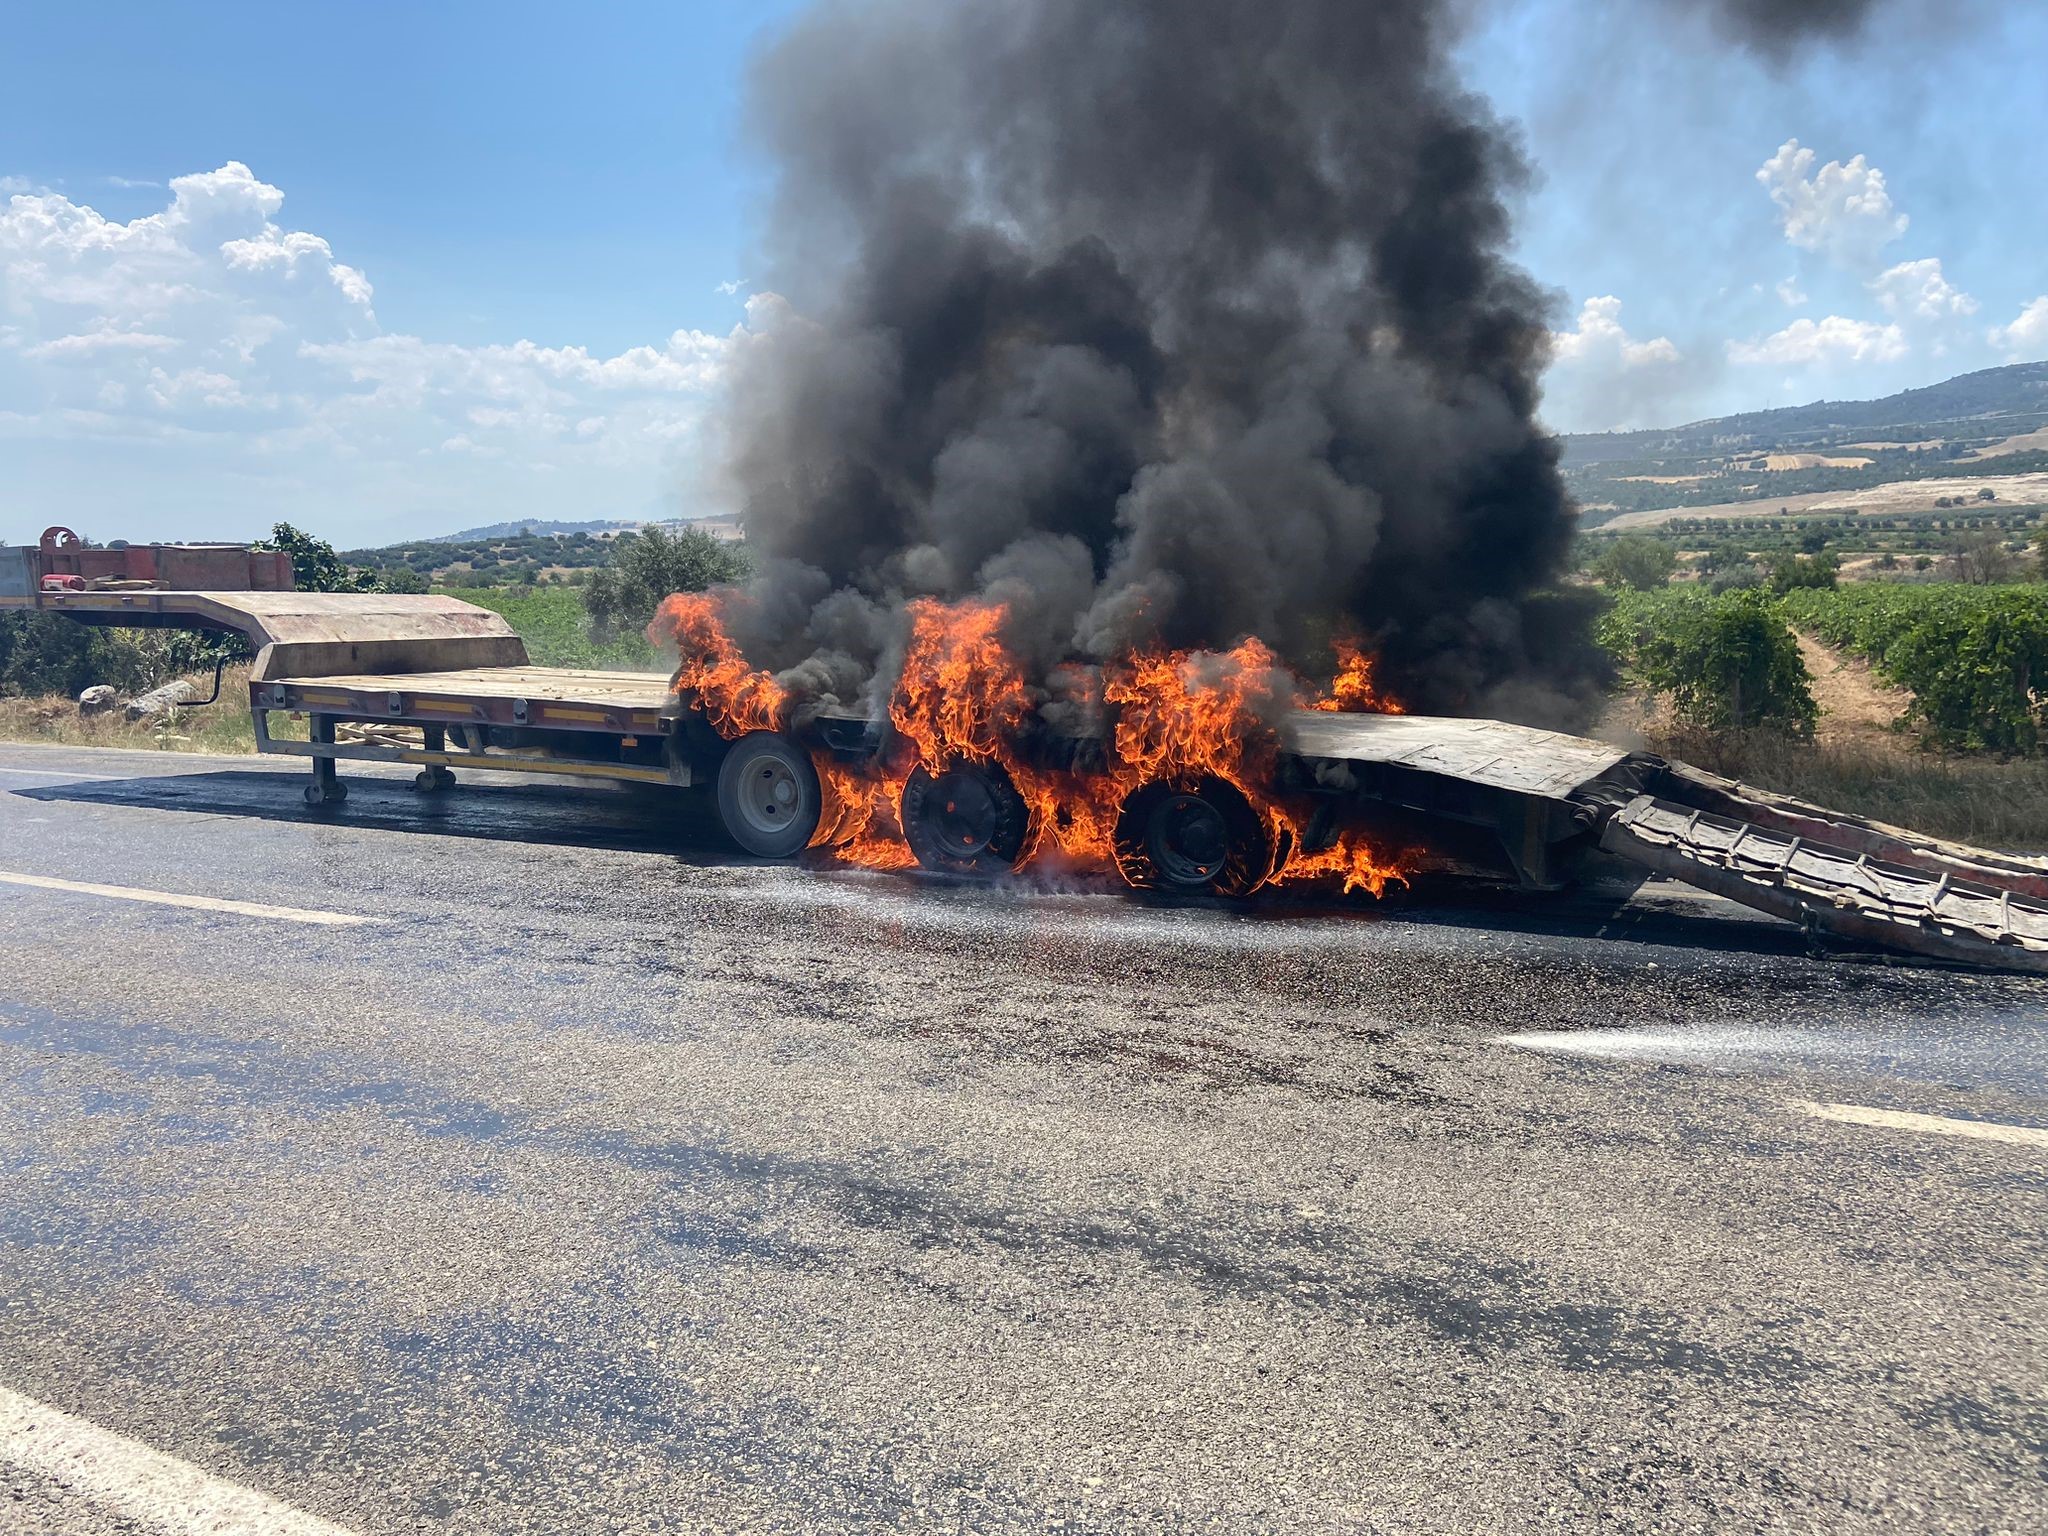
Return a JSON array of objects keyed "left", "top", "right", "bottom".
[{"left": 0, "top": 741, "right": 2043, "bottom": 1534}]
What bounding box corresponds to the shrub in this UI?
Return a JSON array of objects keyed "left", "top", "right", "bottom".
[
  {"left": 585, "top": 526, "right": 750, "bottom": 638},
  {"left": 1766, "top": 550, "right": 1838, "bottom": 593},
  {"left": 1600, "top": 589, "right": 1816, "bottom": 735}
]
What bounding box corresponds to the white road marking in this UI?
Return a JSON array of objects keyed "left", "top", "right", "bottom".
[
  {"left": 0, "top": 1382, "right": 360, "bottom": 1536},
  {"left": 0, "top": 870, "right": 379, "bottom": 927},
  {"left": 1798, "top": 1100, "right": 2048, "bottom": 1148},
  {"left": 0, "top": 765, "right": 119, "bottom": 781}
]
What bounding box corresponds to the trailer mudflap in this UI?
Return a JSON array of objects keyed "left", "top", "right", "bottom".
[{"left": 1600, "top": 794, "right": 2048, "bottom": 972}]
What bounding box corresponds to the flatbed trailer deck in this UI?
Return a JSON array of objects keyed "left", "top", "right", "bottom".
[{"left": 7, "top": 553, "right": 2048, "bottom": 973}]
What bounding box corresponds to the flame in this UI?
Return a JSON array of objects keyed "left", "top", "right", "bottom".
[
  {"left": 650, "top": 591, "right": 788, "bottom": 735},
  {"left": 891, "top": 598, "right": 1035, "bottom": 772},
  {"left": 658, "top": 588, "right": 1409, "bottom": 895},
  {"left": 1311, "top": 635, "right": 1404, "bottom": 715},
  {"left": 809, "top": 755, "right": 918, "bottom": 868}
]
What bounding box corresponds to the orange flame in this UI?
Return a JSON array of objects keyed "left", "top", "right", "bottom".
[
  {"left": 658, "top": 588, "right": 1409, "bottom": 895},
  {"left": 891, "top": 598, "right": 1036, "bottom": 772},
  {"left": 1311, "top": 635, "right": 1404, "bottom": 715},
  {"left": 650, "top": 591, "right": 788, "bottom": 736}
]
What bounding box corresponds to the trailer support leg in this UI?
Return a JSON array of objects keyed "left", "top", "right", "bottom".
[
  {"left": 413, "top": 726, "right": 456, "bottom": 793},
  {"left": 304, "top": 716, "right": 347, "bottom": 806}
]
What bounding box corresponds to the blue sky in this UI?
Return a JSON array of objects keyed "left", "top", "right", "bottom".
[{"left": 3, "top": 0, "right": 2044, "bottom": 546}]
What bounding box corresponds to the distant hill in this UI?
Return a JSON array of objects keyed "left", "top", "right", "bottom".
[
  {"left": 428, "top": 518, "right": 640, "bottom": 542},
  {"left": 1565, "top": 363, "right": 2048, "bottom": 466},
  {"left": 1564, "top": 361, "right": 2048, "bottom": 523}
]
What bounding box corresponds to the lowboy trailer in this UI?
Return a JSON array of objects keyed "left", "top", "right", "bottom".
[{"left": 6, "top": 531, "right": 2048, "bottom": 972}]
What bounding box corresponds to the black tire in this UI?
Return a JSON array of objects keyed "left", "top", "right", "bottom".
[
  {"left": 1113, "top": 776, "right": 1274, "bottom": 897},
  {"left": 303, "top": 780, "right": 348, "bottom": 807},
  {"left": 715, "top": 731, "right": 822, "bottom": 858},
  {"left": 900, "top": 760, "right": 1031, "bottom": 876}
]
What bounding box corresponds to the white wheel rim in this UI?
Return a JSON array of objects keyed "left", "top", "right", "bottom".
[{"left": 737, "top": 755, "right": 803, "bottom": 836}]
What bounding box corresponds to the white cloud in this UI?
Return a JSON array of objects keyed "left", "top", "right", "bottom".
[
  {"left": 1544, "top": 296, "right": 1688, "bottom": 431},
  {"left": 1870, "top": 257, "right": 1978, "bottom": 322},
  {"left": 715, "top": 278, "right": 750, "bottom": 296},
  {"left": 1775, "top": 277, "right": 1807, "bottom": 308},
  {"left": 0, "top": 176, "right": 31, "bottom": 195},
  {"left": 1551, "top": 295, "right": 1681, "bottom": 368},
  {"left": 1727, "top": 315, "right": 1907, "bottom": 366},
  {"left": 1989, "top": 296, "right": 2048, "bottom": 360},
  {"left": 23, "top": 327, "right": 180, "bottom": 361},
  {"left": 1756, "top": 139, "right": 1908, "bottom": 270},
  {"left": 104, "top": 176, "right": 163, "bottom": 190},
  {"left": 0, "top": 164, "right": 746, "bottom": 541}
]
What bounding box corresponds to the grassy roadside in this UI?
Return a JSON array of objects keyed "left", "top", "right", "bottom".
[
  {"left": 0, "top": 665, "right": 292, "bottom": 755},
  {"left": 1639, "top": 725, "right": 2048, "bottom": 852},
  {"left": 0, "top": 586, "right": 660, "bottom": 756}
]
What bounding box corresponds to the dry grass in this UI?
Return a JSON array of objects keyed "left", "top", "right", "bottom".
[
  {"left": 0, "top": 666, "right": 303, "bottom": 755},
  {"left": 1646, "top": 725, "right": 2048, "bottom": 852}
]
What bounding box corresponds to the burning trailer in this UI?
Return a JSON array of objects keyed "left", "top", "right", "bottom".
[{"left": 5, "top": 530, "right": 2048, "bottom": 974}]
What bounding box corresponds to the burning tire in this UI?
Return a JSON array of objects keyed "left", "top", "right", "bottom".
[
  {"left": 900, "top": 760, "right": 1031, "bottom": 876},
  {"left": 715, "top": 730, "right": 822, "bottom": 858},
  {"left": 1113, "top": 777, "right": 1275, "bottom": 897}
]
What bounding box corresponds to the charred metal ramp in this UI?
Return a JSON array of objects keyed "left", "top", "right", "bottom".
[
  {"left": 1281, "top": 709, "right": 2048, "bottom": 973},
  {"left": 1603, "top": 797, "right": 2048, "bottom": 971}
]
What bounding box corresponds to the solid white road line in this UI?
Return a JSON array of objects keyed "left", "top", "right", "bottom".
[
  {"left": 0, "top": 1382, "right": 360, "bottom": 1536},
  {"left": 0, "top": 870, "right": 380, "bottom": 927},
  {"left": 0, "top": 766, "right": 119, "bottom": 781},
  {"left": 1798, "top": 1100, "right": 2048, "bottom": 1148}
]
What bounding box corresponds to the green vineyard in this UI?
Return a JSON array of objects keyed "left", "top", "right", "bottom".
[{"left": 1602, "top": 584, "right": 2048, "bottom": 754}]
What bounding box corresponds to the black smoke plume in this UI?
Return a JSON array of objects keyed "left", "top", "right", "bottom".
[
  {"left": 1697, "top": 0, "right": 1883, "bottom": 45},
  {"left": 717, "top": 0, "right": 1602, "bottom": 727}
]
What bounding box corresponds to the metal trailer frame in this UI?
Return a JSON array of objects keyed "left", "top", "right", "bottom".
[{"left": 7, "top": 575, "right": 2048, "bottom": 971}]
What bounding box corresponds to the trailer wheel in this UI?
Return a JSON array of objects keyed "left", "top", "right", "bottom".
[
  {"left": 900, "top": 760, "right": 1031, "bottom": 876},
  {"left": 1113, "top": 777, "right": 1274, "bottom": 897},
  {"left": 715, "top": 731, "right": 821, "bottom": 858},
  {"left": 303, "top": 780, "right": 348, "bottom": 807}
]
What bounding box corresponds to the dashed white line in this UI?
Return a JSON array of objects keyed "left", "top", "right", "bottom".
[
  {"left": 1798, "top": 1100, "right": 2048, "bottom": 1148},
  {"left": 0, "top": 870, "right": 380, "bottom": 927},
  {"left": 0, "top": 1382, "right": 360, "bottom": 1536}
]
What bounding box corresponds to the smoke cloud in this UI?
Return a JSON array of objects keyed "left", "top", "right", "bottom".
[
  {"left": 714, "top": 0, "right": 1885, "bottom": 729},
  {"left": 1697, "top": 0, "right": 1882, "bottom": 44},
  {"left": 717, "top": 0, "right": 1602, "bottom": 726}
]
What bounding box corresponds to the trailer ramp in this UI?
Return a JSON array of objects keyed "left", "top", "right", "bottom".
[{"left": 1602, "top": 795, "right": 2048, "bottom": 973}]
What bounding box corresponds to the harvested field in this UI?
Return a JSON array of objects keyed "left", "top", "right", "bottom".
[{"left": 1600, "top": 470, "right": 2048, "bottom": 529}]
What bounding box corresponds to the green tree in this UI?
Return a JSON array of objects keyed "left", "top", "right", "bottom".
[
  {"left": 585, "top": 526, "right": 750, "bottom": 637},
  {"left": 380, "top": 565, "right": 430, "bottom": 594},
  {"left": 257, "top": 523, "right": 377, "bottom": 592},
  {"left": 1948, "top": 530, "right": 2019, "bottom": 585},
  {"left": 1591, "top": 535, "right": 1676, "bottom": 592}
]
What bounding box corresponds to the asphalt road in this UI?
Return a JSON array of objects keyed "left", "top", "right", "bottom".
[{"left": 0, "top": 740, "right": 2043, "bottom": 1534}]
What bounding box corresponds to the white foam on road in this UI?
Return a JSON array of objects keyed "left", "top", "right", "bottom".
[
  {"left": 0, "top": 1382, "right": 360, "bottom": 1536},
  {"left": 1798, "top": 1100, "right": 2048, "bottom": 1148},
  {"left": 0, "top": 870, "right": 380, "bottom": 927}
]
